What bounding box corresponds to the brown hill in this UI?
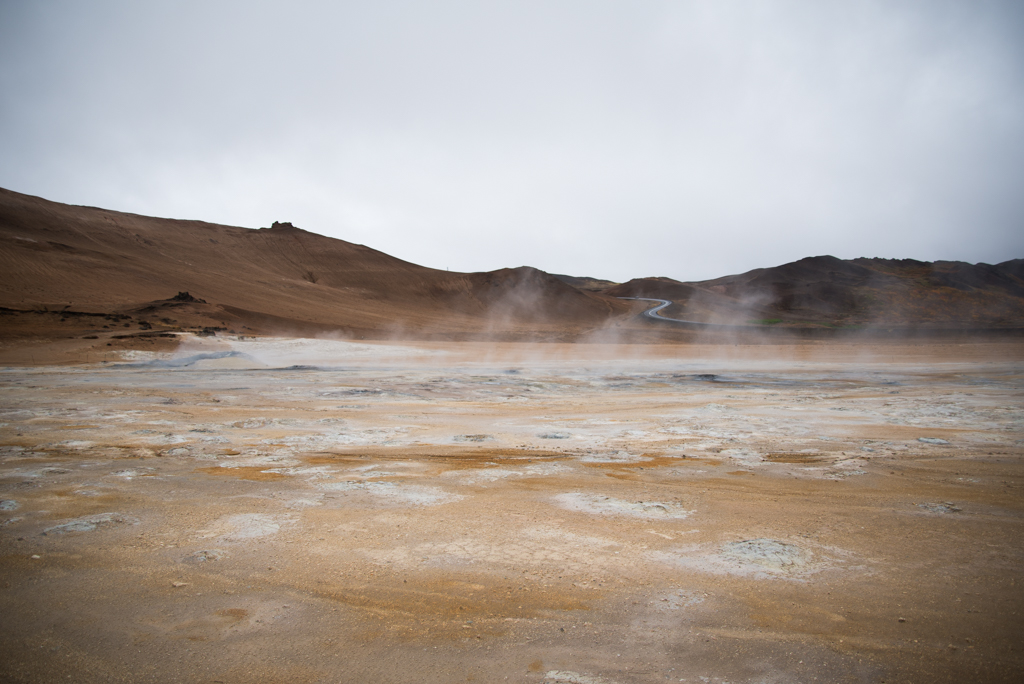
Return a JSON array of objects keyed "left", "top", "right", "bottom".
[
  {"left": 551, "top": 274, "right": 620, "bottom": 292},
  {"left": 0, "top": 187, "right": 630, "bottom": 342},
  {"left": 604, "top": 255, "right": 1024, "bottom": 329}
]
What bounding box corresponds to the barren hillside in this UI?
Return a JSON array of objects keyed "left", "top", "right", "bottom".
[
  {"left": 0, "top": 188, "right": 630, "bottom": 341},
  {"left": 605, "top": 255, "right": 1024, "bottom": 329}
]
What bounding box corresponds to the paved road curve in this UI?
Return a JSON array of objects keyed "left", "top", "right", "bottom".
[
  {"left": 617, "top": 297, "right": 744, "bottom": 330},
  {"left": 617, "top": 296, "right": 1018, "bottom": 338}
]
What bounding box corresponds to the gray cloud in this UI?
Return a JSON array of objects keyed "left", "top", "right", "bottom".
[{"left": 2, "top": 0, "right": 1022, "bottom": 281}]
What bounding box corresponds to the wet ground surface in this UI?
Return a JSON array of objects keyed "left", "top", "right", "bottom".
[{"left": 1, "top": 338, "right": 1023, "bottom": 683}]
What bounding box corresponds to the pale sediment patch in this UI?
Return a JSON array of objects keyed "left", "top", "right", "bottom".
[
  {"left": 721, "top": 538, "right": 809, "bottom": 571},
  {"left": 718, "top": 447, "right": 763, "bottom": 465},
  {"left": 200, "top": 513, "right": 290, "bottom": 541},
  {"left": 544, "top": 671, "right": 617, "bottom": 684},
  {"left": 261, "top": 465, "right": 335, "bottom": 478},
  {"left": 216, "top": 452, "right": 301, "bottom": 469},
  {"left": 453, "top": 434, "right": 494, "bottom": 443},
  {"left": 274, "top": 427, "right": 409, "bottom": 448},
  {"left": 284, "top": 496, "right": 325, "bottom": 509},
  {"left": 650, "top": 589, "right": 706, "bottom": 611},
  {"left": 111, "top": 467, "right": 155, "bottom": 480},
  {"left": 553, "top": 493, "right": 692, "bottom": 519},
  {"left": 344, "top": 462, "right": 424, "bottom": 479},
  {"left": 367, "top": 525, "right": 618, "bottom": 573},
  {"left": 44, "top": 512, "right": 140, "bottom": 534},
  {"left": 318, "top": 480, "right": 461, "bottom": 506},
  {"left": 656, "top": 538, "right": 831, "bottom": 579},
  {"left": 443, "top": 467, "right": 523, "bottom": 484},
  {"left": 823, "top": 467, "right": 868, "bottom": 479},
  {"left": 443, "top": 462, "right": 571, "bottom": 485},
  {"left": 54, "top": 440, "right": 94, "bottom": 449},
  {"left": 578, "top": 450, "right": 647, "bottom": 463}
]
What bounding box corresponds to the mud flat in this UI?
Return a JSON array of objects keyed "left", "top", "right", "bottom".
[{"left": 1, "top": 337, "right": 1022, "bottom": 683}]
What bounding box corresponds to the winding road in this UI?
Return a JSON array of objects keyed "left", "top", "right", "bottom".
[
  {"left": 618, "top": 297, "right": 998, "bottom": 337},
  {"left": 617, "top": 297, "right": 740, "bottom": 330}
]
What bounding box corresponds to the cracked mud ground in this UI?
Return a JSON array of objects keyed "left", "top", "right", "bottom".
[{"left": 1, "top": 338, "right": 1022, "bottom": 683}]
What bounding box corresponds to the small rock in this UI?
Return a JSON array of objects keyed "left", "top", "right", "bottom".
[
  {"left": 30, "top": 554, "right": 40, "bottom": 560},
  {"left": 918, "top": 437, "right": 950, "bottom": 445},
  {"left": 898, "top": 617, "right": 906, "bottom": 622},
  {"left": 918, "top": 502, "right": 962, "bottom": 514},
  {"left": 185, "top": 549, "right": 227, "bottom": 563},
  {"left": 172, "top": 581, "right": 188, "bottom": 588}
]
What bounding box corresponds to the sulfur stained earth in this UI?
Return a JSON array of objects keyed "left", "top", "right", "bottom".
[{"left": 1, "top": 337, "right": 1022, "bottom": 683}]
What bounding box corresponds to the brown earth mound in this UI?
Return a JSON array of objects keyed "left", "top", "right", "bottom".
[
  {"left": 0, "top": 187, "right": 631, "bottom": 341},
  {"left": 551, "top": 274, "right": 620, "bottom": 291}
]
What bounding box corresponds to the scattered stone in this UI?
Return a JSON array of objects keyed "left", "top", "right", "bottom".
[
  {"left": 185, "top": 549, "right": 228, "bottom": 563},
  {"left": 918, "top": 437, "right": 950, "bottom": 445},
  {"left": 918, "top": 502, "right": 961, "bottom": 514},
  {"left": 169, "top": 292, "right": 206, "bottom": 304}
]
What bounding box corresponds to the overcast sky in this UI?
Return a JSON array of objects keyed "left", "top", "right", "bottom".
[{"left": 1, "top": 1, "right": 1022, "bottom": 282}]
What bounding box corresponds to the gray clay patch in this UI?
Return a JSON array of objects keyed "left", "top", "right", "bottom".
[
  {"left": 214, "top": 514, "right": 283, "bottom": 540},
  {"left": 721, "top": 538, "right": 809, "bottom": 572},
  {"left": 554, "top": 492, "right": 692, "bottom": 519},
  {"left": 45, "top": 512, "right": 140, "bottom": 534},
  {"left": 453, "top": 434, "right": 493, "bottom": 442}
]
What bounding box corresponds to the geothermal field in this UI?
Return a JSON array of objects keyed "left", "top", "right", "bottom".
[{"left": 1, "top": 335, "right": 1022, "bottom": 683}]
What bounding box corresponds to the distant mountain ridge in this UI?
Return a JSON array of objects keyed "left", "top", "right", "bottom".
[{"left": 604, "top": 255, "right": 1024, "bottom": 328}]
